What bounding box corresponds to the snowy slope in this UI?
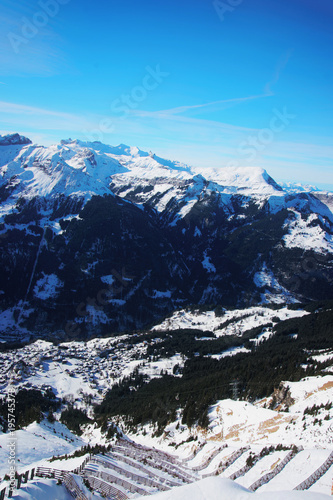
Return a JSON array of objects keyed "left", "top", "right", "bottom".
[
  {"left": 9, "top": 478, "right": 74, "bottom": 500},
  {"left": 192, "top": 166, "right": 283, "bottom": 196},
  {"left": 5, "top": 460, "right": 333, "bottom": 499},
  {"left": 313, "top": 193, "right": 333, "bottom": 215},
  {"left": 143, "top": 476, "right": 331, "bottom": 499},
  {"left": 0, "top": 420, "right": 85, "bottom": 479},
  {"left": 257, "top": 449, "right": 332, "bottom": 492},
  {"left": 152, "top": 306, "right": 308, "bottom": 336},
  {"left": 0, "top": 141, "right": 126, "bottom": 207},
  {"left": 1, "top": 373, "right": 333, "bottom": 498},
  {"left": 144, "top": 375, "right": 333, "bottom": 451}
]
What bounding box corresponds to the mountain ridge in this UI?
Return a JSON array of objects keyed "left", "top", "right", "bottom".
[{"left": 0, "top": 134, "right": 332, "bottom": 341}]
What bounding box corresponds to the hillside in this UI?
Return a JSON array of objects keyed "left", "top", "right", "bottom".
[{"left": 0, "top": 134, "right": 332, "bottom": 342}]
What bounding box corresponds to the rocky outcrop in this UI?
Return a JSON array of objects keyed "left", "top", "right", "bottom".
[{"left": 0, "top": 133, "right": 32, "bottom": 146}]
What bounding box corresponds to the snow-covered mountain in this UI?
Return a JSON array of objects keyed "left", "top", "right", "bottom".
[
  {"left": 0, "top": 137, "right": 282, "bottom": 217},
  {"left": 279, "top": 181, "right": 320, "bottom": 194},
  {"left": 0, "top": 134, "right": 332, "bottom": 341},
  {"left": 1, "top": 135, "right": 332, "bottom": 223}
]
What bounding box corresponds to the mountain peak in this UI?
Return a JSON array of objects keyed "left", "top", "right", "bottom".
[
  {"left": 192, "top": 165, "right": 283, "bottom": 196},
  {"left": 0, "top": 133, "right": 32, "bottom": 146}
]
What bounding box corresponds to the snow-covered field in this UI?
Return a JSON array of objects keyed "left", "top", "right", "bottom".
[
  {"left": 143, "top": 476, "right": 332, "bottom": 499},
  {"left": 283, "top": 213, "right": 333, "bottom": 253},
  {"left": 10, "top": 478, "right": 75, "bottom": 500},
  {"left": 152, "top": 306, "right": 307, "bottom": 337},
  {"left": 0, "top": 420, "right": 85, "bottom": 479}
]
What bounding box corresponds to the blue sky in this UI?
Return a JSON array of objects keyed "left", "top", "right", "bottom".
[{"left": 0, "top": 0, "right": 332, "bottom": 188}]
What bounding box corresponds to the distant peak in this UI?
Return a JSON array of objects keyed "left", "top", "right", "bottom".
[
  {"left": 0, "top": 133, "right": 32, "bottom": 146},
  {"left": 279, "top": 181, "right": 320, "bottom": 193},
  {"left": 115, "top": 144, "right": 149, "bottom": 157},
  {"left": 60, "top": 138, "right": 75, "bottom": 145}
]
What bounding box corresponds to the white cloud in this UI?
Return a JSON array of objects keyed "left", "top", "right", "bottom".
[
  {"left": 153, "top": 93, "right": 270, "bottom": 116},
  {"left": 0, "top": 101, "right": 77, "bottom": 119}
]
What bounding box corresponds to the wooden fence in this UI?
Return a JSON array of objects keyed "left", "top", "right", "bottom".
[
  {"left": 183, "top": 441, "right": 207, "bottom": 462},
  {"left": 248, "top": 446, "right": 303, "bottom": 492},
  {"left": 192, "top": 444, "right": 228, "bottom": 472},
  {"left": 111, "top": 451, "right": 180, "bottom": 488},
  {"left": 293, "top": 451, "right": 333, "bottom": 491},
  {"left": 229, "top": 452, "right": 260, "bottom": 481},
  {"left": 0, "top": 456, "right": 90, "bottom": 499},
  {"left": 84, "top": 467, "right": 149, "bottom": 497},
  {"left": 90, "top": 456, "right": 170, "bottom": 491},
  {"left": 112, "top": 445, "right": 195, "bottom": 483},
  {"left": 202, "top": 446, "right": 250, "bottom": 478},
  {"left": 84, "top": 475, "right": 129, "bottom": 500}
]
